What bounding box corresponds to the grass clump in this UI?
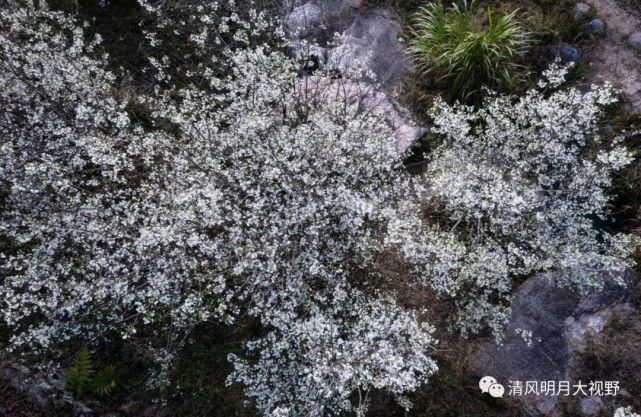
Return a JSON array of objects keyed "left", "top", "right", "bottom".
[{"left": 408, "top": 0, "right": 531, "bottom": 101}]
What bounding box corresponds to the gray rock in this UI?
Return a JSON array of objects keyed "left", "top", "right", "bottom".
[
  {"left": 0, "top": 361, "right": 171, "bottom": 416},
  {"left": 558, "top": 43, "right": 581, "bottom": 64},
  {"left": 283, "top": 1, "right": 411, "bottom": 90},
  {"left": 283, "top": 0, "right": 360, "bottom": 42},
  {"left": 588, "top": 18, "right": 605, "bottom": 34},
  {"left": 574, "top": 2, "right": 591, "bottom": 19},
  {"left": 284, "top": 3, "right": 324, "bottom": 39},
  {"left": 347, "top": 81, "right": 426, "bottom": 152},
  {"left": 0, "top": 361, "right": 94, "bottom": 416},
  {"left": 282, "top": 0, "right": 362, "bottom": 11},
  {"left": 143, "top": 404, "right": 172, "bottom": 417},
  {"left": 617, "top": 388, "right": 633, "bottom": 399},
  {"left": 291, "top": 40, "right": 328, "bottom": 70},
  {"left": 473, "top": 269, "right": 637, "bottom": 416},
  {"left": 327, "top": 8, "right": 411, "bottom": 89},
  {"left": 282, "top": 0, "right": 425, "bottom": 154},
  {"left": 535, "top": 396, "right": 558, "bottom": 416},
  {"left": 298, "top": 77, "right": 427, "bottom": 152},
  {"left": 120, "top": 400, "right": 144, "bottom": 414},
  {"left": 629, "top": 32, "right": 641, "bottom": 51},
  {"left": 579, "top": 396, "right": 604, "bottom": 416},
  {"left": 564, "top": 309, "right": 612, "bottom": 354}
]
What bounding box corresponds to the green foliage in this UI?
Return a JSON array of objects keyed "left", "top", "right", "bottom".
[
  {"left": 408, "top": 0, "right": 531, "bottom": 101},
  {"left": 512, "top": 0, "right": 588, "bottom": 61},
  {"left": 65, "top": 348, "right": 116, "bottom": 398},
  {"left": 66, "top": 348, "right": 94, "bottom": 397},
  {"left": 92, "top": 366, "right": 117, "bottom": 397}
]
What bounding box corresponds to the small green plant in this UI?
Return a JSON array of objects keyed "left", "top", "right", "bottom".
[
  {"left": 65, "top": 347, "right": 116, "bottom": 397},
  {"left": 408, "top": 0, "right": 531, "bottom": 101},
  {"left": 91, "top": 366, "right": 117, "bottom": 397},
  {"left": 66, "top": 348, "right": 94, "bottom": 397}
]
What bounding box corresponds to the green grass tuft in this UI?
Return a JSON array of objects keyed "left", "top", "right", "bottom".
[{"left": 408, "top": 0, "right": 531, "bottom": 102}]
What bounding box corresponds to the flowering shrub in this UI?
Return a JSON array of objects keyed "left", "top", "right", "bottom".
[
  {"left": 0, "top": 2, "right": 437, "bottom": 414},
  {"left": 0, "top": 1, "right": 635, "bottom": 416},
  {"left": 396, "top": 62, "right": 636, "bottom": 336},
  {"left": 229, "top": 293, "right": 436, "bottom": 416}
]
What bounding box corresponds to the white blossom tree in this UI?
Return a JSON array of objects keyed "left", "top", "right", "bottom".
[
  {"left": 391, "top": 62, "right": 636, "bottom": 336},
  {"left": 0, "top": 2, "right": 438, "bottom": 415},
  {"left": 0, "top": 1, "right": 635, "bottom": 416}
]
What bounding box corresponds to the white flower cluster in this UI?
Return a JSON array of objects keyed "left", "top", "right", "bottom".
[
  {"left": 395, "top": 66, "right": 636, "bottom": 336},
  {"left": 615, "top": 407, "right": 641, "bottom": 417},
  {"left": 228, "top": 292, "right": 437, "bottom": 417},
  {"left": 0, "top": 2, "right": 436, "bottom": 414}
]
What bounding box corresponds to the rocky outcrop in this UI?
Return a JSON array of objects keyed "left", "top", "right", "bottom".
[
  {"left": 282, "top": 0, "right": 426, "bottom": 153},
  {"left": 0, "top": 361, "right": 94, "bottom": 416},
  {"left": 283, "top": 1, "right": 411, "bottom": 90},
  {"left": 297, "top": 76, "right": 427, "bottom": 153},
  {"left": 283, "top": 0, "right": 361, "bottom": 43},
  {"left": 325, "top": 8, "right": 411, "bottom": 90},
  {"left": 473, "top": 270, "right": 638, "bottom": 416},
  {"left": 0, "top": 360, "right": 174, "bottom": 416}
]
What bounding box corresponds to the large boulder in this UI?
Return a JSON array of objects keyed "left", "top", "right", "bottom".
[
  {"left": 283, "top": 1, "right": 411, "bottom": 90},
  {"left": 326, "top": 8, "right": 411, "bottom": 89},
  {"left": 0, "top": 361, "right": 94, "bottom": 416},
  {"left": 282, "top": 0, "right": 424, "bottom": 152},
  {"left": 283, "top": 0, "right": 359, "bottom": 42},
  {"left": 473, "top": 270, "right": 638, "bottom": 416},
  {"left": 296, "top": 76, "right": 427, "bottom": 153}
]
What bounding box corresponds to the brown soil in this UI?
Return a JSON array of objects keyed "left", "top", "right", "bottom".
[{"left": 583, "top": 0, "right": 641, "bottom": 112}]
